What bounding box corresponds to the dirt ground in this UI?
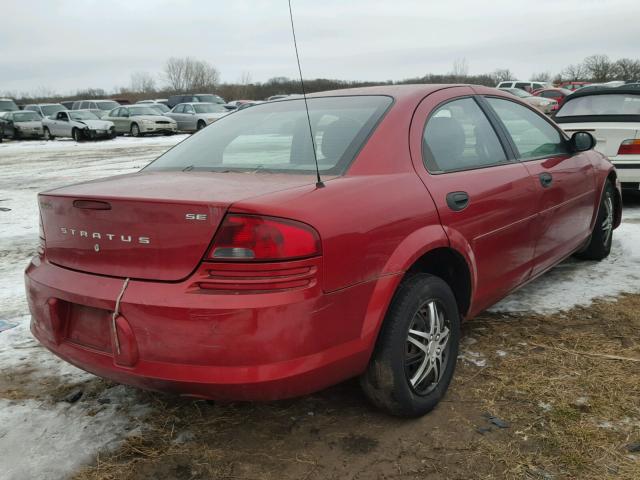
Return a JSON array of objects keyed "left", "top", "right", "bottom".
[{"left": 12, "top": 295, "right": 629, "bottom": 480}]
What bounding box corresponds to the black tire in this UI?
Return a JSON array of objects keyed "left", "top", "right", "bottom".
[
  {"left": 72, "top": 128, "right": 83, "bottom": 142},
  {"left": 109, "top": 128, "right": 117, "bottom": 139},
  {"left": 130, "top": 123, "right": 141, "bottom": 137},
  {"left": 13, "top": 129, "right": 21, "bottom": 140},
  {"left": 197, "top": 120, "right": 206, "bottom": 131},
  {"left": 575, "top": 181, "right": 615, "bottom": 261},
  {"left": 43, "top": 127, "right": 54, "bottom": 141},
  {"left": 361, "top": 274, "right": 460, "bottom": 417}
]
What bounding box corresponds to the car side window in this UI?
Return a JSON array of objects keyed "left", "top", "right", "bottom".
[
  {"left": 422, "top": 98, "right": 508, "bottom": 173},
  {"left": 185, "top": 105, "right": 194, "bottom": 113},
  {"left": 111, "top": 108, "right": 121, "bottom": 117},
  {"left": 174, "top": 105, "right": 184, "bottom": 113},
  {"left": 486, "top": 98, "right": 568, "bottom": 160}
]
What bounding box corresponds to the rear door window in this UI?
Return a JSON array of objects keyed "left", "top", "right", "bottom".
[
  {"left": 422, "top": 97, "right": 508, "bottom": 173},
  {"left": 486, "top": 98, "right": 568, "bottom": 160}
]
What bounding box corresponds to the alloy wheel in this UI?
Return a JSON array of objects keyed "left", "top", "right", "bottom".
[
  {"left": 405, "top": 300, "right": 451, "bottom": 395},
  {"left": 602, "top": 192, "right": 614, "bottom": 246}
]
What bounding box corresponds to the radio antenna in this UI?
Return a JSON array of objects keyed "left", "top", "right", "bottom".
[{"left": 288, "top": 0, "right": 324, "bottom": 188}]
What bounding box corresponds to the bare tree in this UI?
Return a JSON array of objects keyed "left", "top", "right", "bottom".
[
  {"left": 562, "top": 63, "right": 588, "bottom": 81},
  {"left": 615, "top": 58, "right": 640, "bottom": 81},
  {"left": 451, "top": 58, "right": 469, "bottom": 78},
  {"left": 492, "top": 69, "right": 514, "bottom": 83},
  {"left": 130, "top": 72, "right": 156, "bottom": 93},
  {"left": 164, "top": 57, "right": 220, "bottom": 92},
  {"left": 530, "top": 71, "right": 551, "bottom": 82},
  {"left": 583, "top": 55, "right": 618, "bottom": 82}
]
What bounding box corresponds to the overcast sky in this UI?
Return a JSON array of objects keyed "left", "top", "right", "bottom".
[{"left": 1, "top": 0, "right": 639, "bottom": 96}]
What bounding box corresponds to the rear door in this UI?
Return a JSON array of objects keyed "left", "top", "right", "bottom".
[
  {"left": 483, "top": 96, "right": 596, "bottom": 275},
  {"left": 410, "top": 87, "right": 541, "bottom": 313}
]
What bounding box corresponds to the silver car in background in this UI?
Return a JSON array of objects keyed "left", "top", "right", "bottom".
[
  {"left": 71, "top": 99, "right": 121, "bottom": 118},
  {"left": 0, "top": 110, "right": 44, "bottom": 139},
  {"left": 42, "top": 110, "right": 115, "bottom": 141},
  {"left": 165, "top": 102, "right": 229, "bottom": 132},
  {"left": 102, "top": 105, "right": 177, "bottom": 136},
  {"left": 24, "top": 103, "right": 67, "bottom": 119}
]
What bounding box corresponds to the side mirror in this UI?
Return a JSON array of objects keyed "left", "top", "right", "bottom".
[{"left": 570, "top": 131, "right": 596, "bottom": 152}]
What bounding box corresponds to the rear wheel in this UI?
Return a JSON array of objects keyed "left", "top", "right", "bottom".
[
  {"left": 197, "top": 120, "right": 206, "bottom": 131},
  {"left": 361, "top": 274, "right": 460, "bottom": 417},
  {"left": 130, "top": 123, "right": 140, "bottom": 137},
  {"left": 43, "top": 127, "right": 54, "bottom": 140},
  {"left": 575, "top": 181, "right": 615, "bottom": 261}
]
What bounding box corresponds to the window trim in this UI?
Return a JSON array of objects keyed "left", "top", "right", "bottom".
[
  {"left": 420, "top": 95, "right": 516, "bottom": 175},
  {"left": 481, "top": 95, "right": 571, "bottom": 163}
]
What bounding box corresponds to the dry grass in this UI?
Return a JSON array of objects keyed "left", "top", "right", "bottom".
[{"left": 459, "top": 295, "right": 640, "bottom": 479}]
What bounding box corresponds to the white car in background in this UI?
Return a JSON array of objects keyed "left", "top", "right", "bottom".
[
  {"left": 164, "top": 102, "right": 229, "bottom": 132},
  {"left": 555, "top": 86, "right": 640, "bottom": 191},
  {"left": 496, "top": 80, "right": 549, "bottom": 92},
  {"left": 24, "top": 103, "right": 67, "bottom": 119},
  {"left": 42, "top": 110, "right": 116, "bottom": 141}
]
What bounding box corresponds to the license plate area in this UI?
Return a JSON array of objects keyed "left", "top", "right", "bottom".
[{"left": 64, "top": 302, "right": 113, "bottom": 353}]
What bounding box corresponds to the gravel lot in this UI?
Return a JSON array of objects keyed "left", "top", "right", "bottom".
[{"left": 1, "top": 136, "right": 639, "bottom": 479}]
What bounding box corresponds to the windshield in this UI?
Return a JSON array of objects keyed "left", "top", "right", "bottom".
[
  {"left": 145, "top": 96, "right": 392, "bottom": 175},
  {"left": 97, "top": 101, "right": 120, "bottom": 110},
  {"left": 0, "top": 100, "right": 19, "bottom": 111},
  {"left": 129, "top": 106, "right": 160, "bottom": 116},
  {"left": 195, "top": 94, "right": 225, "bottom": 104},
  {"left": 504, "top": 88, "right": 531, "bottom": 98},
  {"left": 556, "top": 94, "right": 640, "bottom": 117},
  {"left": 14, "top": 111, "right": 42, "bottom": 122},
  {"left": 193, "top": 103, "right": 227, "bottom": 113},
  {"left": 70, "top": 111, "right": 99, "bottom": 120},
  {"left": 148, "top": 104, "right": 169, "bottom": 113},
  {"left": 41, "top": 105, "right": 66, "bottom": 116}
]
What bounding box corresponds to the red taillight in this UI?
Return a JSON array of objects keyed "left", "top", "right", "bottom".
[
  {"left": 617, "top": 139, "right": 640, "bottom": 155},
  {"left": 208, "top": 214, "right": 321, "bottom": 261}
]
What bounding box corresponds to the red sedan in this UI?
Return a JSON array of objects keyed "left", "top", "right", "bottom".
[
  {"left": 26, "top": 85, "right": 621, "bottom": 417},
  {"left": 533, "top": 87, "right": 574, "bottom": 110}
]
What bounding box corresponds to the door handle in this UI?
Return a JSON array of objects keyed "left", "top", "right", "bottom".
[
  {"left": 446, "top": 191, "right": 469, "bottom": 211},
  {"left": 539, "top": 172, "right": 553, "bottom": 188}
]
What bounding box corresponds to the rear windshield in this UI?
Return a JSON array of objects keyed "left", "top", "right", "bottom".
[
  {"left": 97, "top": 101, "right": 120, "bottom": 110},
  {"left": 0, "top": 100, "right": 19, "bottom": 111},
  {"left": 41, "top": 104, "right": 66, "bottom": 116},
  {"left": 556, "top": 94, "right": 640, "bottom": 118},
  {"left": 14, "top": 111, "right": 41, "bottom": 122},
  {"left": 145, "top": 95, "right": 393, "bottom": 175},
  {"left": 193, "top": 103, "right": 227, "bottom": 113},
  {"left": 195, "top": 94, "right": 225, "bottom": 104}
]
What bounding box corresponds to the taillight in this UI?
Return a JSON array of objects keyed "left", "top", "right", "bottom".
[
  {"left": 617, "top": 139, "right": 640, "bottom": 155},
  {"left": 208, "top": 214, "right": 321, "bottom": 261}
]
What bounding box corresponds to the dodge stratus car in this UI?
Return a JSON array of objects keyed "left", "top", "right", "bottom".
[{"left": 26, "top": 85, "right": 621, "bottom": 417}]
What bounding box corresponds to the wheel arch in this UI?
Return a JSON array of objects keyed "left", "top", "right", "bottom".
[{"left": 606, "top": 169, "right": 622, "bottom": 229}]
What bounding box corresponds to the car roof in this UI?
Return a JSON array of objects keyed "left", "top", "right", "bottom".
[
  {"left": 565, "top": 85, "right": 640, "bottom": 100},
  {"left": 179, "top": 102, "right": 216, "bottom": 106}
]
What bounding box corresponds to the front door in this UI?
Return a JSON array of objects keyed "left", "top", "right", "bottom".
[
  {"left": 483, "top": 96, "right": 596, "bottom": 275},
  {"left": 410, "top": 87, "right": 541, "bottom": 314}
]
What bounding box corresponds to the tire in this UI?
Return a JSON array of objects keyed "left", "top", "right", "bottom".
[
  {"left": 13, "top": 129, "right": 21, "bottom": 140},
  {"left": 197, "top": 120, "right": 206, "bottom": 131},
  {"left": 43, "top": 127, "right": 54, "bottom": 141},
  {"left": 72, "top": 128, "right": 83, "bottom": 142},
  {"left": 130, "top": 123, "right": 140, "bottom": 137},
  {"left": 575, "top": 181, "right": 615, "bottom": 261},
  {"left": 361, "top": 273, "right": 460, "bottom": 417},
  {"left": 109, "top": 128, "right": 117, "bottom": 139}
]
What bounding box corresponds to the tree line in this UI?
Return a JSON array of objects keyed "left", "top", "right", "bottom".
[{"left": 5, "top": 54, "right": 640, "bottom": 104}]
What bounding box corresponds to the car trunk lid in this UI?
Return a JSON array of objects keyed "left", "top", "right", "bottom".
[
  {"left": 560, "top": 122, "right": 639, "bottom": 157},
  {"left": 39, "top": 171, "right": 317, "bottom": 281}
]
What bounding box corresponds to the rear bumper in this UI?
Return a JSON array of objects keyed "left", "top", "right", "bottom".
[
  {"left": 610, "top": 156, "right": 640, "bottom": 186},
  {"left": 25, "top": 256, "right": 395, "bottom": 400}
]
